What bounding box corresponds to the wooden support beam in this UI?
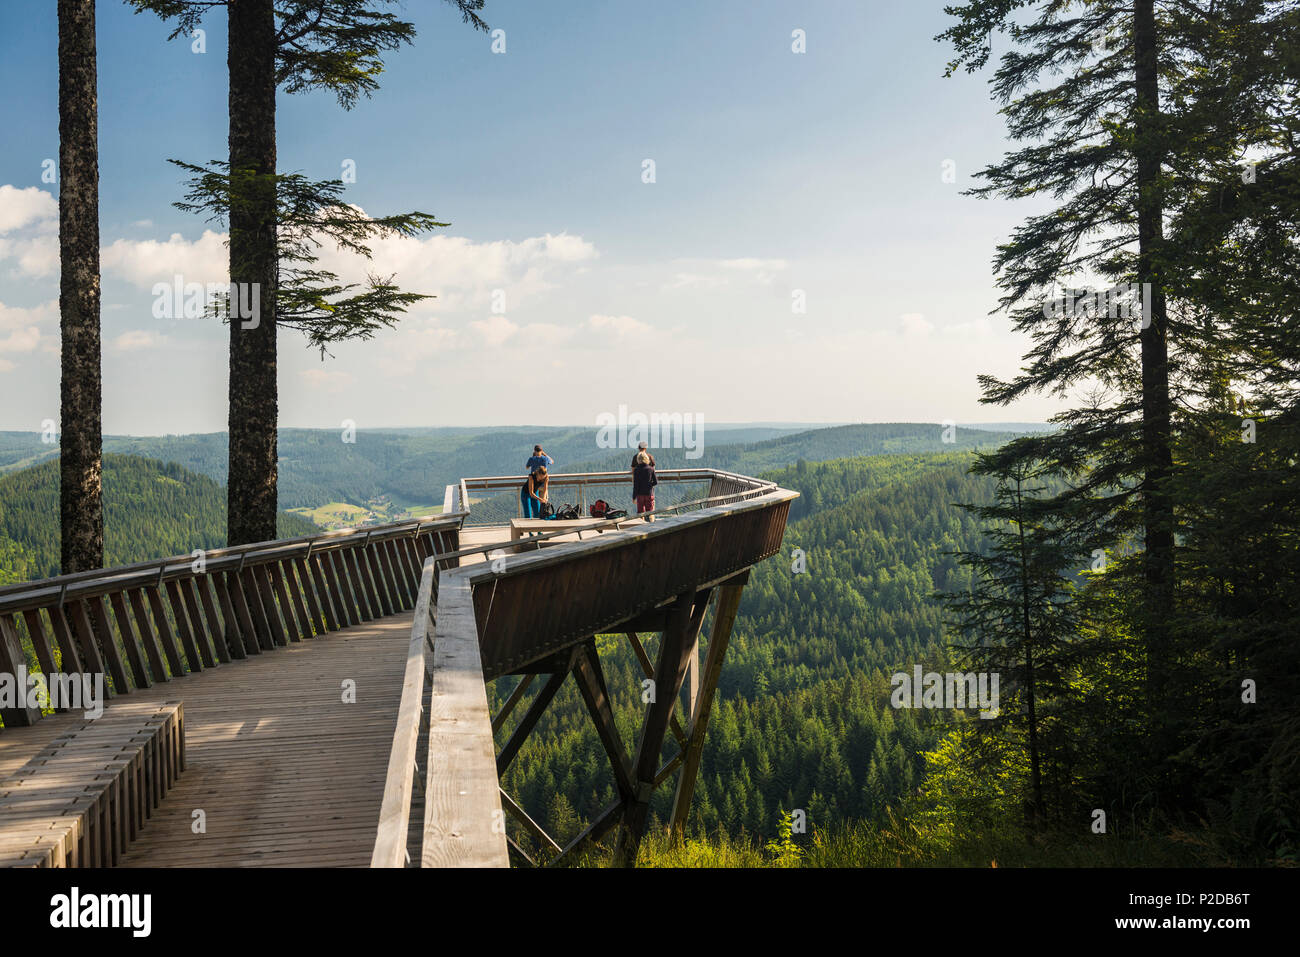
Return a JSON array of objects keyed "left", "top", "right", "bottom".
[
  {"left": 280, "top": 560, "right": 315, "bottom": 638},
  {"left": 614, "top": 589, "right": 709, "bottom": 866},
  {"left": 143, "top": 585, "right": 186, "bottom": 675},
  {"left": 325, "top": 551, "right": 358, "bottom": 628},
  {"left": 624, "top": 631, "right": 689, "bottom": 751},
  {"left": 506, "top": 835, "right": 537, "bottom": 868},
  {"left": 345, "top": 548, "right": 376, "bottom": 622},
  {"left": 572, "top": 640, "right": 637, "bottom": 800},
  {"left": 293, "top": 556, "right": 328, "bottom": 635},
  {"left": 68, "top": 599, "right": 113, "bottom": 692},
  {"left": 670, "top": 579, "right": 746, "bottom": 833},
  {"left": 238, "top": 567, "right": 277, "bottom": 650},
  {"left": 250, "top": 566, "right": 288, "bottom": 647},
  {"left": 307, "top": 555, "right": 340, "bottom": 632},
  {"left": 124, "top": 588, "right": 170, "bottom": 677},
  {"left": 491, "top": 673, "right": 535, "bottom": 734},
  {"left": 0, "top": 614, "right": 39, "bottom": 726},
  {"left": 222, "top": 571, "right": 261, "bottom": 657},
  {"left": 549, "top": 797, "right": 624, "bottom": 867},
  {"left": 86, "top": 595, "right": 132, "bottom": 692},
  {"left": 194, "top": 577, "right": 232, "bottom": 664},
  {"left": 496, "top": 664, "right": 571, "bottom": 777},
  {"left": 19, "top": 609, "right": 59, "bottom": 680},
  {"left": 378, "top": 540, "right": 410, "bottom": 609},
  {"left": 209, "top": 574, "right": 247, "bottom": 661},
  {"left": 268, "top": 562, "right": 302, "bottom": 643},
  {"left": 45, "top": 604, "right": 85, "bottom": 675},
  {"left": 180, "top": 578, "right": 218, "bottom": 667},
  {"left": 164, "top": 579, "right": 205, "bottom": 671},
  {"left": 499, "top": 787, "right": 562, "bottom": 857},
  {"left": 364, "top": 545, "right": 396, "bottom": 618},
  {"left": 108, "top": 591, "right": 152, "bottom": 687}
]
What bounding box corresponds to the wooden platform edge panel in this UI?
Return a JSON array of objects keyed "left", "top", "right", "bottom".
[{"left": 421, "top": 574, "right": 508, "bottom": 868}]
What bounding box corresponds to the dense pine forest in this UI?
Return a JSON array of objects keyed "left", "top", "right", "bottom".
[
  {"left": 495, "top": 450, "right": 997, "bottom": 855},
  {"left": 0, "top": 454, "right": 317, "bottom": 580}
]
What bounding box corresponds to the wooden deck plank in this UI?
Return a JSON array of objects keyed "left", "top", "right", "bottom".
[{"left": 0, "top": 610, "right": 413, "bottom": 868}]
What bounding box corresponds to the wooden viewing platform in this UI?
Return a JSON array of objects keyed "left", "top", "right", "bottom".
[{"left": 0, "top": 469, "right": 796, "bottom": 868}]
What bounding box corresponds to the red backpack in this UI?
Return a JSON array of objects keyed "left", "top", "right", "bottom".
[{"left": 589, "top": 499, "right": 609, "bottom": 518}]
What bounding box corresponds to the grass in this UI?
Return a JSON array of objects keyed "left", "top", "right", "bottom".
[{"left": 561, "top": 816, "right": 1243, "bottom": 868}]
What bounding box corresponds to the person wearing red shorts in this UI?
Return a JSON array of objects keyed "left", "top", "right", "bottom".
[{"left": 632, "top": 449, "right": 657, "bottom": 519}]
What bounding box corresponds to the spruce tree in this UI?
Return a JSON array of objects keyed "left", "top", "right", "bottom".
[
  {"left": 941, "top": 449, "right": 1087, "bottom": 825},
  {"left": 129, "top": 0, "right": 489, "bottom": 544},
  {"left": 58, "top": 0, "right": 103, "bottom": 573}
]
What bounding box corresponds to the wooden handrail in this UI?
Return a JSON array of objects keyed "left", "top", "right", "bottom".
[
  {"left": 371, "top": 556, "right": 438, "bottom": 868},
  {"left": 0, "top": 513, "right": 466, "bottom": 614},
  {"left": 0, "top": 512, "right": 466, "bottom": 730}
]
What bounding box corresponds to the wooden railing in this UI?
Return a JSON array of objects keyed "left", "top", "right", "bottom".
[
  {"left": 373, "top": 469, "right": 795, "bottom": 867},
  {"left": 0, "top": 514, "right": 464, "bottom": 729},
  {"left": 450, "top": 467, "right": 778, "bottom": 526},
  {"left": 370, "top": 555, "right": 439, "bottom": 868}
]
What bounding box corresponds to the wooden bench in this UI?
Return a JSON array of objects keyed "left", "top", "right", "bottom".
[
  {"left": 0, "top": 701, "right": 184, "bottom": 867},
  {"left": 509, "top": 517, "right": 643, "bottom": 543}
]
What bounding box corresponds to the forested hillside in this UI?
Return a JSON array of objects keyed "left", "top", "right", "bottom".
[
  {"left": 0, "top": 455, "right": 318, "bottom": 580},
  {"left": 0, "top": 423, "right": 1022, "bottom": 514},
  {"left": 496, "top": 450, "right": 1000, "bottom": 854}
]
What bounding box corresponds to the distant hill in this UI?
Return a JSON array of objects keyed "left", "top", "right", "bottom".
[
  {"left": 468, "top": 423, "right": 1023, "bottom": 523},
  {"left": 0, "top": 422, "right": 1024, "bottom": 526},
  {"left": 563, "top": 422, "right": 1022, "bottom": 473},
  {"left": 0, "top": 454, "right": 318, "bottom": 581},
  {"left": 0, "top": 425, "right": 812, "bottom": 510}
]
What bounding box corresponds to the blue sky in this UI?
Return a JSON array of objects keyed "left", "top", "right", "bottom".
[{"left": 0, "top": 0, "right": 1062, "bottom": 434}]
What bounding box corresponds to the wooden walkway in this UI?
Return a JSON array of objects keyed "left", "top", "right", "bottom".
[{"left": 0, "top": 611, "right": 413, "bottom": 867}]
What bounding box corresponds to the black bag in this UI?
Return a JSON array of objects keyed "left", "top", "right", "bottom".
[
  {"left": 554, "top": 504, "right": 579, "bottom": 520},
  {"left": 540, "top": 502, "right": 555, "bottom": 518},
  {"left": 605, "top": 509, "right": 628, "bottom": 520}
]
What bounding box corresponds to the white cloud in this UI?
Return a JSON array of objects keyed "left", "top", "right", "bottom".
[
  {"left": 111, "top": 330, "right": 162, "bottom": 353},
  {"left": 898, "top": 313, "right": 934, "bottom": 337},
  {"left": 664, "top": 257, "right": 788, "bottom": 291},
  {"left": 666, "top": 272, "right": 728, "bottom": 290},
  {"left": 101, "top": 230, "right": 229, "bottom": 288},
  {"left": 0, "top": 187, "right": 59, "bottom": 278},
  {"left": 94, "top": 223, "right": 598, "bottom": 321},
  {"left": 467, "top": 315, "right": 519, "bottom": 347},
  {"left": 522, "top": 322, "right": 577, "bottom": 345},
  {"left": 719, "top": 257, "right": 788, "bottom": 285},
  {"left": 588, "top": 314, "right": 650, "bottom": 336},
  {"left": 300, "top": 368, "right": 355, "bottom": 392},
  {"left": 0, "top": 300, "right": 56, "bottom": 366},
  {"left": 0, "top": 186, "right": 57, "bottom": 234}
]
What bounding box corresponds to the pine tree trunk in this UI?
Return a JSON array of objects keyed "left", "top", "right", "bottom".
[
  {"left": 1134, "top": 0, "right": 1176, "bottom": 730},
  {"left": 226, "top": 0, "right": 279, "bottom": 546},
  {"left": 58, "top": 0, "right": 103, "bottom": 575},
  {"left": 1015, "top": 478, "right": 1043, "bottom": 825}
]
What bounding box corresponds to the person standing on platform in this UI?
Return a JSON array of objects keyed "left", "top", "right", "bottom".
[
  {"left": 526, "top": 444, "right": 553, "bottom": 475},
  {"left": 630, "top": 440, "right": 656, "bottom": 469},
  {"left": 632, "top": 450, "right": 657, "bottom": 519},
  {"left": 521, "top": 466, "right": 549, "bottom": 518}
]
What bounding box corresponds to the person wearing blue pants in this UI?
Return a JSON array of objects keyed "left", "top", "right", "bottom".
[{"left": 520, "top": 467, "right": 549, "bottom": 518}]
